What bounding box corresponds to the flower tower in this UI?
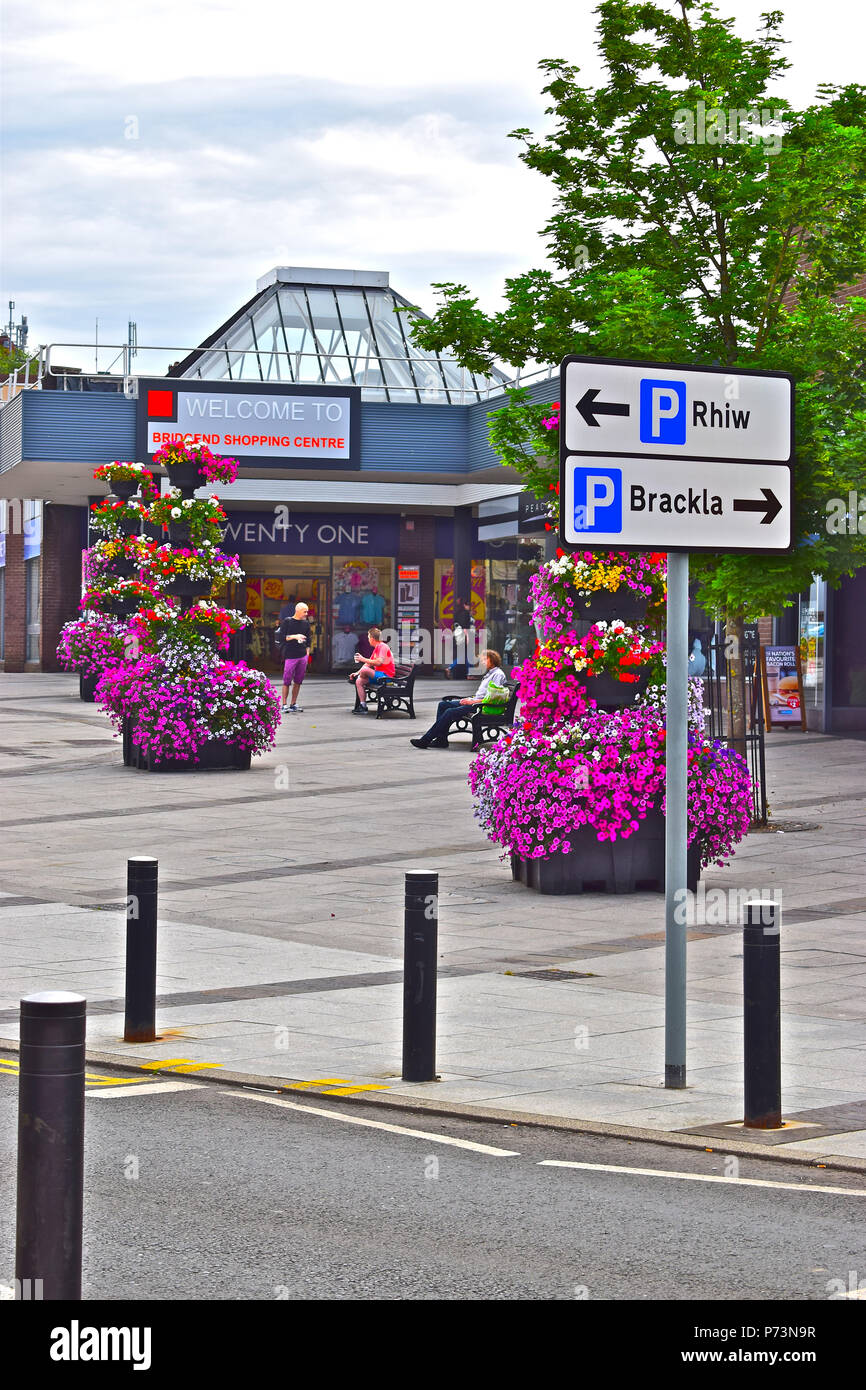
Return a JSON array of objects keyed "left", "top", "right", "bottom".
[
  {"left": 468, "top": 404, "right": 752, "bottom": 893},
  {"left": 58, "top": 445, "right": 280, "bottom": 770}
]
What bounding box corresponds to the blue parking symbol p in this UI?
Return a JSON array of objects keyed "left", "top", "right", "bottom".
[
  {"left": 640, "top": 378, "right": 686, "bottom": 445},
  {"left": 572, "top": 467, "right": 622, "bottom": 534}
]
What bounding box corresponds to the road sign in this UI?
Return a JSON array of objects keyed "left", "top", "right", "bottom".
[
  {"left": 559, "top": 355, "right": 794, "bottom": 554},
  {"left": 562, "top": 355, "right": 793, "bottom": 463},
  {"left": 561, "top": 455, "right": 792, "bottom": 551}
]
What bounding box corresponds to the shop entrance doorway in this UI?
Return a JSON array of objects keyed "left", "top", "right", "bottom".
[{"left": 245, "top": 575, "right": 331, "bottom": 673}]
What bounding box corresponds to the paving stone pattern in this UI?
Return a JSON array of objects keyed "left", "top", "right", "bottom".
[{"left": 0, "top": 672, "right": 864, "bottom": 1158}]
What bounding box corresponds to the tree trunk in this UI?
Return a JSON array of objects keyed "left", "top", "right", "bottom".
[{"left": 725, "top": 614, "right": 747, "bottom": 759}]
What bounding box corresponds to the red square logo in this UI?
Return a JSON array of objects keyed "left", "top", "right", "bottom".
[{"left": 148, "top": 389, "right": 174, "bottom": 418}]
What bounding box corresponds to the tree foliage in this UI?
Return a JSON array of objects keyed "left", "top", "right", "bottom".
[{"left": 408, "top": 0, "right": 866, "bottom": 618}]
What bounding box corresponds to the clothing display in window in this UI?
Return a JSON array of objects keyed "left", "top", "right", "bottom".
[
  {"left": 332, "top": 629, "right": 359, "bottom": 664},
  {"left": 360, "top": 589, "right": 386, "bottom": 626},
  {"left": 337, "top": 592, "right": 360, "bottom": 624}
]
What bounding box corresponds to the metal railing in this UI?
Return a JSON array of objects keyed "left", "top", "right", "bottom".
[
  {"left": 2, "top": 342, "right": 557, "bottom": 406},
  {"left": 702, "top": 629, "right": 768, "bottom": 826},
  {"left": 0, "top": 353, "right": 45, "bottom": 401}
]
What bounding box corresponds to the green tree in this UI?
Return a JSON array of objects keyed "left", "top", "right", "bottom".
[{"left": 408, "top": 0, "right": 866, "bottom": 625}]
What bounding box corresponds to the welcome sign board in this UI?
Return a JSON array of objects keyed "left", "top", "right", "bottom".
[{"left": 135, "top": 379, "right": 361, "bottom": 469}]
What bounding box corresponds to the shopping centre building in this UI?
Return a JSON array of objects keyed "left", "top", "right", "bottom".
[
  {"left": 0, "top": 266, "right": 556, "bottom": 682},
  {"left": 0, "top": 263, "right": 863, "bottom": 730}
]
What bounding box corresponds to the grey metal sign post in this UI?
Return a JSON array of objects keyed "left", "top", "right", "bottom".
[{"left": 559, "top": 355, "right": 794, "bottom": 1089}]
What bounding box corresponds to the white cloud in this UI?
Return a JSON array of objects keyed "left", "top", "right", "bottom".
[{"left": 1, "top": 0, "right": 862, "bottom": 365}]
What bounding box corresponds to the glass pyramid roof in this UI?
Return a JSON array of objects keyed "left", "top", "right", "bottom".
[{"left": 171, "top": 268, "right": 507, "bottom": 404}]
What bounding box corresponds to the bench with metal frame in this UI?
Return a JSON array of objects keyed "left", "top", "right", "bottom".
[
  {"left": 351, "top": 664, "right": 418, "bottom": 719},
  {"left": 445, "top": 682, "right": 520, "bottom": 750}
]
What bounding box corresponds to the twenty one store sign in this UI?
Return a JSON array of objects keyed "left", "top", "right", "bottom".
[{"left": 135, "top": 379, "right": 361, "bottom": 468}]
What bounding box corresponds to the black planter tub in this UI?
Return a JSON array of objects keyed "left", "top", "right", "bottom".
[
  {"left": 583, "top": 668, "right": 651, "bottom": 709},
  {"left": 79, "top": 671, "right": 100, "bottom": 702},
  {"left": 510, "top": 809, "right": 700, "bottom": 895},
  {"left": 578, "top": 590, "right": 648, "bottom": 623},
  {"left": 109, "top": 480, "right": 140, "bottom": 502},
  {"left": 124, "top": 731, "right": 251, "bottom": 772}
]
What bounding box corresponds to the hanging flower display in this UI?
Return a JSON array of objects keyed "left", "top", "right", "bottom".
[
  {"left": 154, "top": 441, "right": 239, "bottom": 486},
  {"left": 57, "top": 612, "right": 129, "bottom": 677},
  {"left": 468, "top": 533, "right": 751, "bottom": 872}
]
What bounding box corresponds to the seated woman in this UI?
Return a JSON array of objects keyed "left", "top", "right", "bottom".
[
  {"left": 410, "top": 649, "right": 509, "bottom": 749},
  {"left": 350, "top": 627, "right": 396, "bottom": 713}
]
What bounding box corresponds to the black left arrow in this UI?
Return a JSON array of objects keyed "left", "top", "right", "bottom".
[
  {"left": 733, "top": 488, "right": 782, "bottom": 525},
  {"left": 577, "top": 388, "right": 630, "bottom": 428}
]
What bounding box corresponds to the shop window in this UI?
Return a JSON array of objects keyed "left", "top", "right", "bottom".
[
  {"left": 25, "top": 557, "right": 41, "bottom": 664},
  {"left": 332, "top": 558, "right": 393, "bottom": 669}
]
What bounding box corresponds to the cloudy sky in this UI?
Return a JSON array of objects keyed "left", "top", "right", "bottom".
[{"left": 1, "top": 0, "right": 862, "bottom": 371}]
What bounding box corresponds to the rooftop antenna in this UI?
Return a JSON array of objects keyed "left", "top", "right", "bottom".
[
  {"left": 128, "top": 320, "right": 138, "bottom": 359},
  {"left": 7, "top": 301, "right": 14, "bottom": 342}
]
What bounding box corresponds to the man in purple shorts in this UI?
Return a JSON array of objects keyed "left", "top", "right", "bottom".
[{"left": 276, "top": 601, "right": 311, "bottom": 713}]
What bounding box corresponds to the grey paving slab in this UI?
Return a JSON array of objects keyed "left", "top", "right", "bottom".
[{"left": 1, "top": 672, "right": 865, "bottom": 1143}]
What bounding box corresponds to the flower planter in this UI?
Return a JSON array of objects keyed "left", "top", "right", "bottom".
[
  {"left": 510, "top": 810, "right": 700, "bottom": 895},
  {"left": 164, "top": 575, "right": 213, "bottom": 600},
  {"left": 583, "top": 668, "right": 651, "bottom": 708},
  {"left": 79, "top": 671, "right": 100, "bottom": 702},
  {"left": 106, "top": 594, "right": 143, "bottom": 618},
  {"left": 118, "top": 517, "right": 141, "bottom": 538},
  {"left": 131, "top": 737, "right": 252, "bottom": 773},
  {"left": 142, "top": 522, "right": 165, "bottom": 542},
  {"left": 164, "top": 462, "right": 204, "bottom": 493},
  {"left": 111, "top": 557, "right": 138, "bottom": 579},
  {"left": 168, "top": 521, "right": 193, "bottom": 546},
  {"left": 109, "top": 480, "right": 140, "bottom": 502},
  {"left": 578, "top": 590, "right": 648, "bottom": 623}
]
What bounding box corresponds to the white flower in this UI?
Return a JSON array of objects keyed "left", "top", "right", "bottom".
[{"left": 170, "top": 508, "right": 182, "bottom": 519}]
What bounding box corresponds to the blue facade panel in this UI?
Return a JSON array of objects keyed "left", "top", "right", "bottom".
[
  {"left": 7, "top": 383, "right": 561, "bottom": 476},
  {"left": 468, "top": 377, "right": 559, "bottom": 472},
  {"left": 360, "top": 403, "right": 469, "bottom": 473},
  {"left": 20, "top": 392, "right": 136, "bottom": 462}
]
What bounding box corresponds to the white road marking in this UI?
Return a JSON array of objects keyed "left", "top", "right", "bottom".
[
  {"left": 86, "top": 1081, "right": 205, "bottom": 1098},
  {"left": 228, "top": 1091, "right": 520, "bottom": 1156},
  {"left": 539, "top": 1160, "right": 866, "bottom": 1197}
]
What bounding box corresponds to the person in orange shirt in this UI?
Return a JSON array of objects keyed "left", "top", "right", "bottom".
[{"left": 350, "top": 627, "right": 395, "bottom": 713}]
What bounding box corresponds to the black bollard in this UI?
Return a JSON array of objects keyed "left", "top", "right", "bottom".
[
  {"left": 743, "top": 899, "right": 782, "bottom": 1129},
  {"left": 402, "top": 869, "right": 438, "bottom": 1082},
  {"left": 124, "top": 856, "right": 158, "bottom": 1043},
  {"left": 15, "top": 991, "right": 86, "bottom": 1301}
]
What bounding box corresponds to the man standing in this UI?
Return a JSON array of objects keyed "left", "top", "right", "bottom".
[{"left": 276, "top": 601, "right": 311, "bottom": 713}]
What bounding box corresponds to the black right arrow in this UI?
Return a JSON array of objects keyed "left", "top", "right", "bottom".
[
  {"left": 733, "top": 487, "right": 782, "bottom": 525},
  {"left": 577, "top": 387, "right": 630, "bottom": 428}
]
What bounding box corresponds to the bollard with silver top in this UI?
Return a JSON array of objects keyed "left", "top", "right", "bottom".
[
  {"left": 743, "top": 899, "right": 782, "bottom": 1129},
  {"left": 402, "top": 869, "right": 438, "bottom": 1083},
  {"left": 15, "top": 991, "right": 86, "bottom": 1301}
]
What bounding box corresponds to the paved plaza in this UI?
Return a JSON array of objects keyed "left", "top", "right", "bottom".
[{"left": 0, "top": 671, "right": 865, "bottom": 1164}]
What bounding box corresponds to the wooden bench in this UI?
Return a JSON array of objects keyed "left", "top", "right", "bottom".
[
  {"left": 446, "top": 682, "right": 519, "bottom": 750},
  {"left": 351, "top": 663, "right": 418, "bottom": 719}
]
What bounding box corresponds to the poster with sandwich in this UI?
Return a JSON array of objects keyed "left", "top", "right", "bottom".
[{"left": 760, "top": 646, "right": 806, "bottom": 731}]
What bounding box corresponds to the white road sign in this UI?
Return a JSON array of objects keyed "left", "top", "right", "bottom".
[
  {"left": 561, "top": 455, "right": 793, "bottom": 552},
  {"left": 562, "top": 356, "right": 793, "bottom": 463}
]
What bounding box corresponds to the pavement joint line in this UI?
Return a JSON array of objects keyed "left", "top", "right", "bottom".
[
  {"left": 0, "top": 774, "right": 466, "bottom": 830},
  {"left": 2, "top": 1040, "right": 864, "bottom": 1175},
  {"left": 0, "top": 966, "right": 484, "bottom": 1024},
  {"left": 537, "top": 1160, "right": 866, "bottom": 1197}
]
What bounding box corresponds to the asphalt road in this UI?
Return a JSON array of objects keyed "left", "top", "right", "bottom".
[{"left": 2, "top": 1061, "right": 865, "bottom": 1303}]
